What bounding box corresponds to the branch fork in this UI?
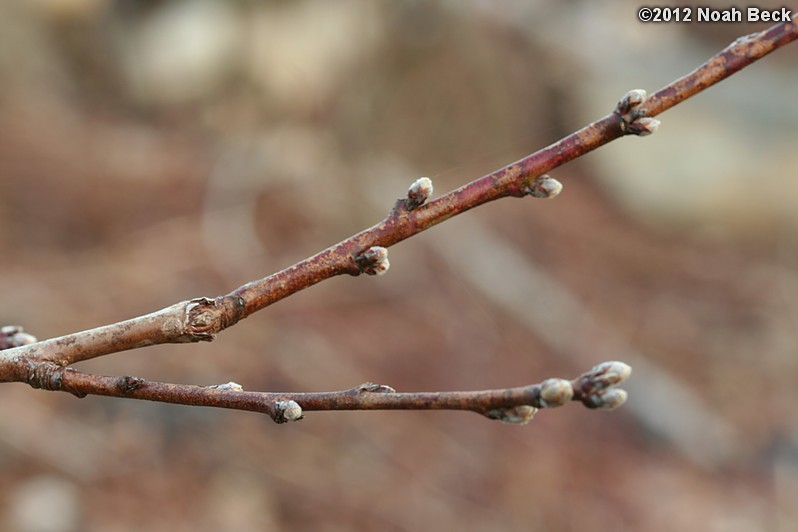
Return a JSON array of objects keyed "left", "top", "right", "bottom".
[{"left": 1, "top": 19, "right": 795, "bottom": 423}]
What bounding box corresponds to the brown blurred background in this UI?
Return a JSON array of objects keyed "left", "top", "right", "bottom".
[{"left": 1, "top": 1, "right": 797, "bottom": 530}]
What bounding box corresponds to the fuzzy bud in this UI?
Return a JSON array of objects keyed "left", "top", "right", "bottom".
[
  {"left": 406, "top": 177, "right": 433, "bottom": 209},
  {"left": 274, "top": 400, "right": 303, "bottom": 423},
  {"left": 538, "top": 378, "right": 573, "bottom": 407},
  {"left": 357, "top": 382, "right": 397, "bottom": 394},
  {"left": 0, "top": 325, "right": 37, "bottom": 350},
  {"left": 616, "top": 89, "right": 659, "bottom": 137},
  {"left": 526, "top": 175, "right": 563, "bottom": 199},
  {"left": 617, "top": 89, "right": 647, "bottom": 115},
  {"left": 585, "top": 361, "right": 632, "bottom": 390},
  {"left": 208, "top": 381, "right": 244, "bottom": 391},
  {"left": 629, "top": 117, "right": 660, "bottom": 136},
  {"left": 575, "top": 361, "right": 631, "bottom": 410},
  {"left": 485, "top": 405, "right": 538, "bottom": 425},
  {"left": 117, "top": 376, "right": 145, "bottom": 394},
  {"left": 356, "top": 246, "right": 390, "bottom": 276},
  {"left": 586, "top": 388, "right": 628, "bottom": 410}
]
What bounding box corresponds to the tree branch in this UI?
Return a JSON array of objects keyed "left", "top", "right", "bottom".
[
  {"left": 18, "top": 358, "right": 632, "bottom": 424},
  {"left": 0, "top": 18, "right": 795, "bottom": 421}
]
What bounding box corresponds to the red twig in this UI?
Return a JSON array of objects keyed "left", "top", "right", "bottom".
[
  {"left": 20, "top": 359, "right": 631, "bottom": 424},
  {"left": 0, "top": 19, "right": 795, "bottom": 421}
]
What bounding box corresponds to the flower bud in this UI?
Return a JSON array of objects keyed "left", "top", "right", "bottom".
[
  {"left": 0, "top": 325, "right": 37, "bottom": 350},
  {"left": 617, "top": 89, "right": 647, "bottom": 115},
  {"left": 274, "top": 400, "right": 303, "bottom": 423},
  {"left": 356, "top": 246, "right": 390, "bottom": 276},
  {"left": 208, "top": 382, "right": 244, "bottom": 391},
  {"left": 586, "top": 361, "right": 632, "bottom": 389},
  {"left": 591, "top": 388, "right": 628, "bottom": 410},
  {"left": 526, "top": 175, "right": 563, "bottom": 199},
  {"left": 485, "top": 405, "right": 537, "bottom": 425},
  {"left": 406, "top": 177, "right": 433, "bottom": 209},
  {"left": 631, "top": 117, "right": 660, "bottom": 136},
  {"left": 538, "top": 378, "right": 573, "bottom": 407}
]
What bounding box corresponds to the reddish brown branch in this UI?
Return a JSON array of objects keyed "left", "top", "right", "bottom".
[
  {"left": 641, "top": 20, "right": 798, "bottom": 117},
  {"left": 20, "top": 359, "right": 631, "bottom": 424},
  {"left": 0, "top": 20, "right": 795, "bottom": 419},
  {"left": 222, "top": 19, "right": 798, "bottom": 322},
  {"left": 4, "top": 20, "right": 795, "bottom": 368}
]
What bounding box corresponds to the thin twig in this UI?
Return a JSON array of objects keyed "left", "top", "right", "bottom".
[
  {"left": 0, "top": 19, "right": 795, "bottom": 420},
  {"left": 20, "top": 359, "right": 632, "bottom": 423}
]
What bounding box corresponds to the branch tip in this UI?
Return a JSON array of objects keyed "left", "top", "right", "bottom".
[
  {"left": 355, "top": 246, "right": 390, "bottom": 276},
  {"left": 406, "top": 177, "right": 434, "bottom": 210},
  {"left": 581, "top": 361, "right": 632, "bottom": 389},
  {"left": 0, "top": 325, "right": 38, "bottom": 350},
  {"left": 573, "top": 361, "right": 632, "bottom": 410}
]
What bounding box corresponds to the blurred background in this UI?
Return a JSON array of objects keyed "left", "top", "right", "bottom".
[{"left": 1, "top": 0, "right": 797, "bottom": 530}]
